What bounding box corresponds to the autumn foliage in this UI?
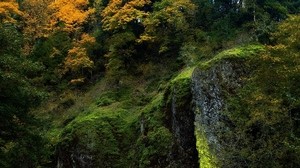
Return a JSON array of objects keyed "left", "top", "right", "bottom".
[
  {"left": 49, "top": 0, "right": 95, "bottom": 32},
  {"left": 101, "top": 0, "right": 151, "bottom": 31},
  {"left": 0, "top": 0, "right": 22, "bottom": 23},
  {"left": 22, "top": 0, "right": 53, "bottom": 37},
  {"left": 63, "top": 33, "right": 96, "bottom": 80}
]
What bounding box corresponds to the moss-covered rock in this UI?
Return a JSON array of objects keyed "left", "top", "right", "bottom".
[
  {"left": 129, "top": 94, "right": 173, "bottom": 168},
  {"left": 191, "top": 44, "right": 265, "bottom": 167},
  {"left": 195, "top": 124, "right": 217, "bottom": 168},
  {"left": 54, "top": 84, "right": 174, "bottom": 168},
  {"left": 56, "top": 112, "right": 125, "bottom": 168},
  {"left": 163, "top": 67, "right": 199, "bottom": 168}
]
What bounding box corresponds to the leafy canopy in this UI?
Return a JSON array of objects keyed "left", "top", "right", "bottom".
[
  {"left": 0, "top": 0, "right": 23, "bottom": 23},
  {"left": 49, "top": 0, "right": 95, "bottom": 32},
  {"left": 101, "top": 0, "right": 151, "bottom": 31}
]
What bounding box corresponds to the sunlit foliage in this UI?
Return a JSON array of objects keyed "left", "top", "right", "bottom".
[
  {"left": 139, "top": 0, "right": 197, "bottom": 43},
  {"left": 63, "top": 33, "right": 96, "bottom": 81},
  {"left": 49, "top": 0, "right": 95, "bottom": 32},
  {"left": 101, "top": 0, "right": 151, "bottom": 31},
  {"left": 21, "top": 0, "right": 54, "bottom": 54},
  {"left": 0, "top": 0, "right": 22, "bottom": 23}
]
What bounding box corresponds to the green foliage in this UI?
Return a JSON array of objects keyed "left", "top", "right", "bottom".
[
  {"left": 53, "top": 90, "right": 172, "bottom": 167},
  {"left": 0, "top": 24, "right": 48, "bottom": 167},
  {"left": 105, "top": 31, "right": 137, "bottom": 81},
  {"left": 192, "top": 0, "right": 293, "bottom": 45},
  {"left": 58, "top": 112, "right": 124, "bottom": 167},
  {"left": 172, "top": 67, "right": 195, "bottom": 82},
  {"left": 130, "top": 94, "right": 172, "bottom": 168},
  {"left": 220, "top": 15, "right": 300, "bottom": 167},
  {"left": 179, "top": 29, "right": 213, "bottom": 66},
  {"left": 139, "top": 0, "right": 197, "bottom": 54},
  {"left": 96, "top": 96, "right": 115, "bottom": 107},
  {"left": 35, "top": 70, "right": 174, "bottom": 167},
  {"left": 30, "top": 31, "right": 72, "bottom": 87},
  {"left": 135, "top": 126, "right": 172, "bottom": 167}
]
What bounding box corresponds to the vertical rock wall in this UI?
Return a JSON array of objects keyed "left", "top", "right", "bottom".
[
  {"left": 191, "top": 60, "right": 248, "bottom": 166},
  {"left": 165, "top": 78, "right": 199, "bottom": 168}
]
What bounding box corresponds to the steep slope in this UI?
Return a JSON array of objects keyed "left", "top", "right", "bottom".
[{"left": 38, "top": 43, "right": 300, "bottom": 168}]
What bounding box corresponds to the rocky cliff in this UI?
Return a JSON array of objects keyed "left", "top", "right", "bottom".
[
  {"left": 192, "top": 59, "right": 249, "bottom": 167},
  {"left": 54, "top": 45, "right": 263, "bottom": 168}
]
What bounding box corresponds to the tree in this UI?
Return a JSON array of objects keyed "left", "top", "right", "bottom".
[
  {"left": 222, "top": 14, "right": 300, "bottom": 167},
  {"left": 62, "top": 33, "right": 96, "bottom": 82},
  {"left": 21, "top": 0, "right": 54, "bottom": 54},
  {"left": 139, "top": 0, "right": 197, "bottom": 53},
  {"left": 49, "top": 0, "right": 95, "bottom": 33},
  {"left": 39, "top": 0, "right": 98, "bottom": 84},
  {"left": 101, "top": 0, "right": 151, "bottom": 31},
  {"left": 0, "top": 0, "right": 23, "bottom": 23},
  {"left": 0, "top": 23, "right": 46, "bottom": 167}
]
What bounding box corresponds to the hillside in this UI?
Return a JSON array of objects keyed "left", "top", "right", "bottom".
[{"left": 1, "top": 0, "right": 300, "bottom": 167}]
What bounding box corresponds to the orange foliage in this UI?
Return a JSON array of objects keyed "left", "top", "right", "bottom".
[
  {"left": 77, "top": 33, "right": 96, "bottom": 47},
  {"left": 0, "top": 0, "right": 23, "bottom": 23},
  {"left": 64, "top": 46, "right": 94, "bottom": 71},
  {"left": 22, "top": 0, "right": 53, "bottom": 37},
  {"left": 49, "top": 0, "right": 95, "bottom": 32},
  {"left": 21, "top": 0, "right": 54, "bottom": 54},
  {"left": 101, "top": 0, "right": 151, "bottom": 31},
  {"left": 63, "top": 34, "right": 95, "bottom": 75}
]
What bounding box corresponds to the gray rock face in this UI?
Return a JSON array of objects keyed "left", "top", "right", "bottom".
[
  {"left": 165, "top": 78, "right": 199, "bottom": 168},
  {"left": 192, "top": 60, "right": 247, "bottom": 156},
  {"left": 57, "top": 144, "right": 93, "bottom": 168},
  {"left": 165, "top": 60, "right": 248, "bottom": 167}
]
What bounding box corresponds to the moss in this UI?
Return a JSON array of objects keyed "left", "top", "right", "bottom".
[
  {"left": 52, "top": 82, "right": 145, "bottom": 167},
  {"left": 135, "top": 127, "right": 172, "bottom": 168},
  {"left": 167, "top": 66, "right": 195, "bottom": 110},
  {"left": 37, "top": 64, "right": 197, "bottom": 167},
  {"left": 129, "top": 94, "right": 172, "bottom": 168},
  {"left": 46, "top": 128, "right": 63, "bottom": 145},
  {"left": 199, "top": 44, "right": 265, "bottom": 69},
  {"left": 163, "top": 65, "right": 200, "bottom": 167},
  {"left": 96, "top": 97, "right": 115, "bottom": 106},
  {"left": 167, "top": 77, "right": 192, "bottom": 109},
  {"left": 172, "top": 66, "right": 195, "bottom": 82},
  {"left": 51, "top": 76, "right": 175, "bottom": 167},
  {"left": 57, "top": 105, "right": 132, "bottom": 167},
  {"left": 195, "top": 124, "right": 218, "bottom": 168}
]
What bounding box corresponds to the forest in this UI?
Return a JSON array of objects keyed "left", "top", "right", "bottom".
[{"left": 1, "top": 0, "right": 300, "bottom": 167}]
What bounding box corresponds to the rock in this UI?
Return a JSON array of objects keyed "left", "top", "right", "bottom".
[
  {"left": 192, "top": 59, "right": 248, "bottom": 165},
  {"left": 164, "top": 78, "right": 199, "bottom": 168}
]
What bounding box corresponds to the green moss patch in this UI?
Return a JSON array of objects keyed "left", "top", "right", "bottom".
[
  {"left": 199, "top": 44, "right": 265, "bottom": 69},
  {"left": 195, "top": 124, "right": 218, "bottom": 168},
  {"left": 172, "top": 66, "right": 195, "bottom": 82}
]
